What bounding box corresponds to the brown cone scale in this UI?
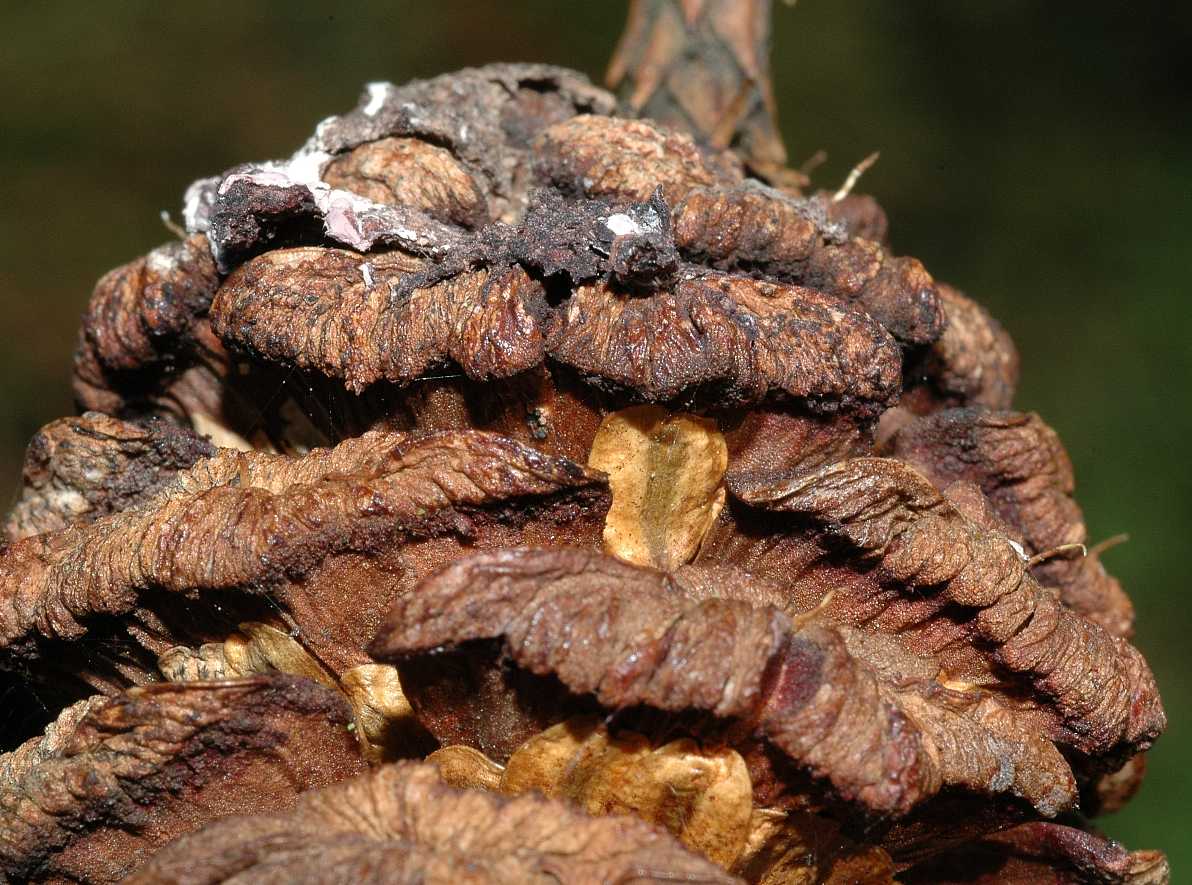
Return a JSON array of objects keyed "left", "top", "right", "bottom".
[{"left": 0, "top": 5, "right": 1166, "bottom": 883}]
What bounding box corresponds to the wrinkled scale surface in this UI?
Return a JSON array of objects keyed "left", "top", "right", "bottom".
[{"left": 0, "top": 43, "right": 1167, "bottom": 885}]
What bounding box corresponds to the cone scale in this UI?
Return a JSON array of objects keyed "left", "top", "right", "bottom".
[{"left": 0, "top": 5, "right": 1167, "bottom": 883}]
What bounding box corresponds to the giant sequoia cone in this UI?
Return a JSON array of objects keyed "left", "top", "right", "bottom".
[{"left": 0, "top": 2, "right": 1168, "bottom": 883}]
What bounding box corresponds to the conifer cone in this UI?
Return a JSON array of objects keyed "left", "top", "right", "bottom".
[{"left": 0, "top": 2, "right": 1168, "bottom": 882}]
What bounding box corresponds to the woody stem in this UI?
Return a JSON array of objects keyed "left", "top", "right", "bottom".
[{"left": 606, "top": 0, "right": 787, "bottom": 175}]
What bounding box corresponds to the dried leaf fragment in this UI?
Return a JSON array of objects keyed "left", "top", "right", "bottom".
[
  {"left": 158, "top": 622, "right": 336, "bottom": 686},
  {"left": 227, "top": 621, "right": 338, "bottom": 686},
  {"left": 340, "top": 663, "right": 431, "bottom": 761},
  {"left": 733, "top": 808, "right": 894, "bottom": 884},
  {"left": 503, "top": 718, "right": 752, "bottom": 867},
  {"left": 589, "top": 405, "right": 727, "bottom": 569},
  {"left": 429, "top": 717, "right": 895, "bottom": 882},
  {"left": 426, "top": 744, "right": 506, "bottom": 791},
  {"left": 495, "top": 716, "right": 593, "bottom": 796},
  {"left": 161, "top": 636, "right": 428, "bottom": 762}
]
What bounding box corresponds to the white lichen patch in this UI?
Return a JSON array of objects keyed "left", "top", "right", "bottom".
[
  {"left": 204, "top": 139, "right": 456, "bottom": 261},
  {"left": 604, "top": 213, "right": 642, "bottom": 237},
  {"left": 363, "top": 82, "right": 391, "bottom": 117},
  {"left": 145, "top": 242, "right": 183, "bottom": 275},
  {"left": 182, "top": 176, "right": 220, "bottom": 233}
]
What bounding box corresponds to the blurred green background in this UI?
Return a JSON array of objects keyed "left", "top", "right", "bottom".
[{"left": 2, "top": 0, "right": 1188, "bottom": 868}]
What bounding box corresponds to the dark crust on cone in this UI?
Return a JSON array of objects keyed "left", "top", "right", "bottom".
[
  {"left": 535, "top": 117, "right": 941, "bottom": 345},
  {"left": 68, "top": 65, "right": 1018, "bottom": 439},
  {"left": 188, "top": 65, "right": 617, "bottom": 273},
  {"left": 309, "top": 65, "right": 616, "bottom": 225}
]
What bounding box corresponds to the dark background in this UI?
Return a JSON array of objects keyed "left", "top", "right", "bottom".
[{"left": 2, "top": 0, "right": 1188, "bottom": 868}]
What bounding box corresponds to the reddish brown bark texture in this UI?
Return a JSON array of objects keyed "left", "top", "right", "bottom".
[{"left": 0, "top": 3, "right": 1167, "bottom": 883}]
